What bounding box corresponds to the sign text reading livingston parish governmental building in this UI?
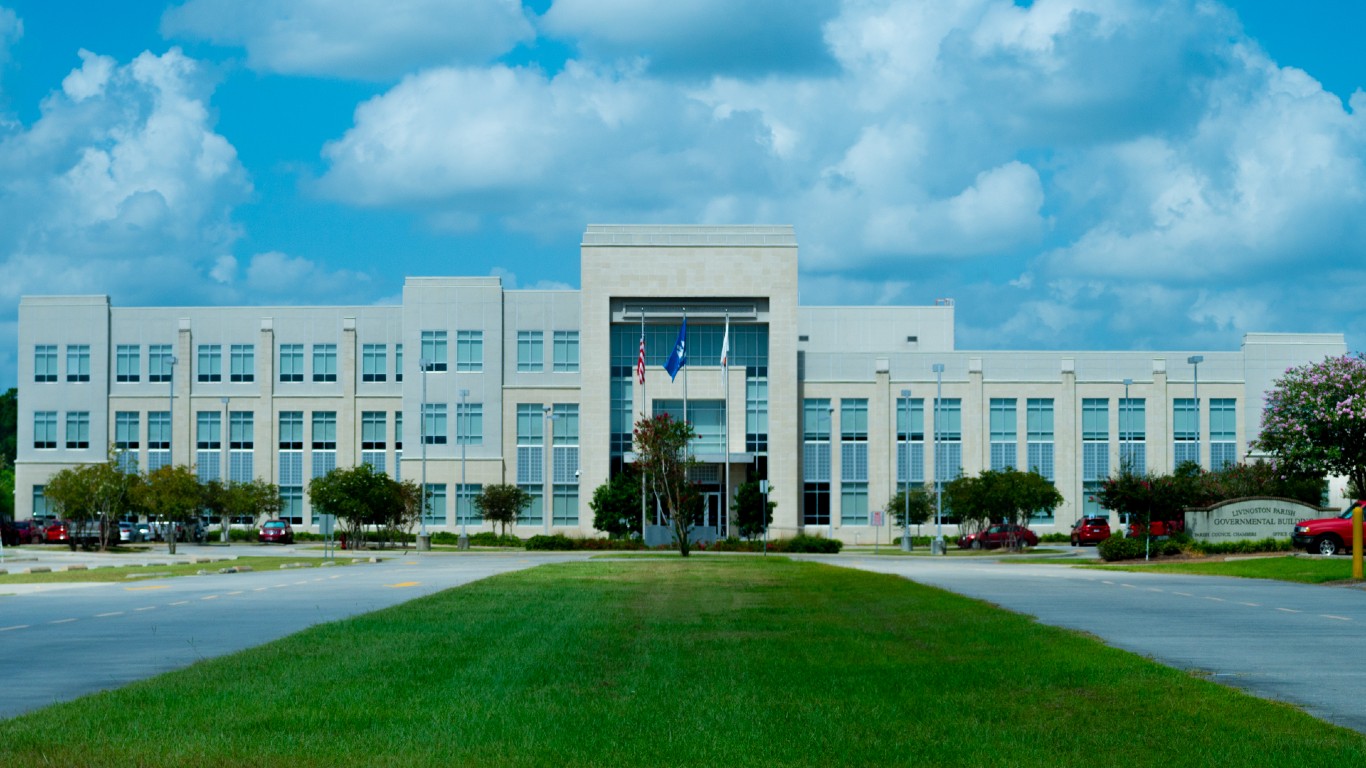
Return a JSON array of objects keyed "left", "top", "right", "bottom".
[{"left": 1184, "top": 498, "right": 1326, "bottom": 543}]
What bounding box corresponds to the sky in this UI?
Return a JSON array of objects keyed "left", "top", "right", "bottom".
[{"left": 0, "top": 0, "right": 1363, "bottom": 390}]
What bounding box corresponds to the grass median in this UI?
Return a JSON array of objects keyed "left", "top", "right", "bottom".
[
  {"left": 1082, "top": 554, "right": 1360, "bottom": 584},
  {"left": 2, "top": 558, "right": 1364, "bottom": 766}
]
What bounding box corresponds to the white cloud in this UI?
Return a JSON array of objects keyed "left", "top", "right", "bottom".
[
  {"left": 161, "top": 0, "right": 534, "bottom": 80},
  {"left": 0, "top": 5, "right": 21, "bottom": 72},
  {"left": 243, "top": 251, "right": 372, "bottom": 302}
]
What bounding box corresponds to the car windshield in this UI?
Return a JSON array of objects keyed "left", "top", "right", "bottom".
[{"left": 265, "top": 521, "right": 285, "bottom": 528}]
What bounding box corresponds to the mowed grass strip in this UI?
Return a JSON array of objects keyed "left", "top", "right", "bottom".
[
  {"left": 2, "top": 558, "right": 1364, "bottom": 767},
  {"left": 1084, "top": 555, "right": 1358, "bottom": 583}
]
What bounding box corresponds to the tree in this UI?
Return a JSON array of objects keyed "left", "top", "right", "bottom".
[
  {"left": 0, "top": 388, "right": 16, "bottom": 469},
  {"left": 138, "top": 464, "right": 204, "bottom": 555},
  {"left": 633, "top": 413, "right": 701, "bottom": 556},
  {"left": 43, "top": 452, "right": 140, "bottom": 551},
  {"left": 474, "top": 483, "right": 531, "bottom": 536},
  {"left": 885, "top": 484, "right": 934, "bottom": 532},
  {"left": 590, "top": 468, "right": 644, "bottom": 539},
  {"left": 941, "top": 469, "right": 1061, "bottom": 549},
  {"left": 224, "top": 479, "right": 285, "bottom": 531},
  {"left": 731, "top": 480, "right": 776, "bottom": 540},
  {"left": 1254, "top": 354, "right": 1366, "bottom": 496},
  {"left": 308, "top": 464, "right": 405, "bottom": 548}
]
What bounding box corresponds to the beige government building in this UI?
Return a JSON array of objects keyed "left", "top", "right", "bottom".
[{"left": 14, "top": 225, "right": 1348, "bottom": 541}]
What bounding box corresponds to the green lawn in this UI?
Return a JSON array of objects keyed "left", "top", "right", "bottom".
[
  {"left": 2, "top": 558, "right": 1363, "bottom": 766},
  {"left": 0, "top": 556, "right": 365, "bottom": 584},
  {"left": 1084, "top": 555, "right": 1360, "bottom": 584}
]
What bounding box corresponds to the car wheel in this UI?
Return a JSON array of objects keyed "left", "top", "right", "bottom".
[
  {"left": 1314, "top": 536, "right": 1341, "bottom": 556},
  {"left": 971, "top": 539, "right": 982, "bottom": 550}
]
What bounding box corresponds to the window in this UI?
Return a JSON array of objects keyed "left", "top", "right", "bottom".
[
  {"left": 423, "top": 403, "right": 447, "bottom": 445},
  {"left": 394, "top": 411, "right": 404, "bottom": 450},
  {"left": 312, "top": 344, "right": 338, "bottom": 382},
  {"left": 1173, "top": 398, "right": 1198, "bottom": 467},
  {"left": 933, "top": 398, "right": 962, "bottom": 484},
  {"left": 361, "top": 411, "right": 386, "bottom": 473},
  {"left": 553, "top": 331, "right": 579, "bottom": 372},
  {"left": 280, "top": 487, "right": 303, "bottom": 525},
  {"left": 197, "top": 344, "right": 222, "bottom": 382},
  {"left": 551, "top": 403, "right": 579, "bottom": 525},
  {"left": 116, "top": 345, "right": 140, "bottom": 382},
  {"left": 424, "top": 483, "right": 448, "bottom": 526},
  {"left": 34, "top": 345, "right": 57, "bottom": 382},
  {"left": 420, "top": 331, "right": 447, "bottom": 371},
  {"left": 115, "top": 411, "right": 140, "bottom": 450},
  {"left": 196, "top": 412, "right": 222, "bottom": 450},
  {"left": 989, "top": 398, "right": 1017, "bottom": 471},
  {"left": 1119, "top": 398, "right": 1146, "bottom": 474},
  {"left": 34, "top": 411, "right": 57, "bottom": 449},
  {"left": 802, "top": 398, "right": 832, "bottom": 525},
  {"left": 516, "top": 404, "right": 544, "bottom": 525},
  {"left": 196, "top": 411, "right": 221, "bottom": 482},
  {"left": 457, "top": 401, "right": 483, "bottom": 445},
  {"left": 148, "top": 411, "right": 171, "bottom": 472},
  {"left": 361, "top": 412, "right": 387, "bottom": 450},
  {"left": 312, "top": 412, "right": 337, "bottom": 450},
  {"left": 1082, "top": 399, "right": 1109, "bottom": 517},
  {"left": 395, "top": 344, "right": 404, "bottom": 382},
  {"left": 66, "top": 345, "right": 90, "bottom": 382},
  {"left": 311, "top": 411, "right": 337, "bottom": 479},
  {"left": 33, "top": 486, "right": 49, "bottom": 519},
  {"left": 1026, "top": 398, "right": 1054, "bottom": 480},
  {"left": 517, "top": 331, "right": 544, "bottom": 372},
  {"left": 149, "top": 344, "right": 174, "bottom": 383},
  {"left": 456, "top": 330, "right": 482, "bottom": 372},
  {"left": 362, "top": 344, "right": 387, "bottom": 382},
  {"left": 457, "top": 483, "right": 484, "bottom": 525},
  {"left": 279, "top": 412, "right": 304, "bottom": 450},
  {"left": 840, "top": 399, "right": 869, "bottom": 525},
  {"left": 1210, "top": 398, "right": 1237, "bottom": 470},
  {"left": 65, "top": 411, "right": 90, "bottom": 449},
  {"left": 230, "top": 344, "right": 255, "bottom": 382},
  {"left": 279, "top": 344, "right": 304, "bottom": 382},
  {"left": 896, "top": 396, "right": 924, "bottom": 485},
  {"left": 229, "top": 412, "right": 253, "bottom": 482}
]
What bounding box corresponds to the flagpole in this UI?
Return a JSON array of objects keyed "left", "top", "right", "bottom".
[
  {"left": 639, "top": 308, "right": 647, "bottom": 534},
  {"left": 723, "top": 311, "right": 730, "bottom": 540}
]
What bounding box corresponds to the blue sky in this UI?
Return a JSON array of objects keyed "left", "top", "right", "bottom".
[{"left": 0, "top": 0, "right": 1363, "bottom": 389}]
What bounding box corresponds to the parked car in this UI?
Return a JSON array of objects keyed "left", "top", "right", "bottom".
[
  {"left": 1128, "top": 518, "right": 1185, "bottom": 538},
  {"left": 1070, "top": 516, "right": 1111, "bottom": 546},
  {"left": 958, "top": 523, "right": 1038, "bottom": 550},
  {"left": 1291, "top": 501, "right": 1366, "bottom": 556},
  {"left": 3, "top": 519, "right": 43, "bottom": 546},
  {"left": 134, "top": 522, "right": 154, "bottom": 542},
  {"left": 258, "top": 519, "right": 294, "bottom": 544},
  {"left": 44, "top": 520, "right": 69, "bottom": 544}
]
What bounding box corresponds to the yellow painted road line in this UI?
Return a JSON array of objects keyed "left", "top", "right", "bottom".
[
  {"left": 125, "top": 585, "right": 169, "bottom": 591},
  {"left": 385, "top": 581, "right": 421, "bottom": 588}
]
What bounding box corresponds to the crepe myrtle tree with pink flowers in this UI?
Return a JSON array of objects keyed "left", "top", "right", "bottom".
[{"left": 1252, "top": 354, "right": 1366, "bottom": 498}]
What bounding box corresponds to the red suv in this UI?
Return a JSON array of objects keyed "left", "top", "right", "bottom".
[
  {"left": 1070, "top": 517, "right": 1111, "bottom": 546},
  {"left": 258, "top": 520, "right": 295, "bottom": 544}
]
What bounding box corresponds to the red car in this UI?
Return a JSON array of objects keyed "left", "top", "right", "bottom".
[
  {"left": 44, "top": 521, "right": 70, "bottom": 543},
  {"left": 258, "top": 520, "right": 294, "bottom": 544},
  {"left": 1128, "top": 518, "right": 1185, "bottom": 538},
  {"left": 1291, "top": 501, "right": 1366, "bottom": 556},
  {"left": 958, "top": 523, "right": 1039, "bottom": 550},
  {"left": 1070, "top": 516, "right": 1111, "bottom": 546}
]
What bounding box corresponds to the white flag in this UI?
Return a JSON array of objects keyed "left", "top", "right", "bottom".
[{"left": 719, "top": 314, "right": 729, "bottom": 386}]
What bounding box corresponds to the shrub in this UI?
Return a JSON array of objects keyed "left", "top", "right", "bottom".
[
  {"left": 468, "top": 532, "right": 524, "bottom": 547},
  {"left": 1191, "top": 537, "right": 1292, "bottom": 556},
  {"left": 772, "top": 534, "right": 843, "bottom": 554},
  {"left": 228, "top": 528, "right": 258, "bottom": 542},
  {"left": 526, "top": 534, "right": 578, "bottom": 551},
  {"left": 1097, "top": 535, "right": 1146, "bottom": 561}
]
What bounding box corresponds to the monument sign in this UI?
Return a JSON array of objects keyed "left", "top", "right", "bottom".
[{"left": 1184, "top": 497, "right": 1327, "bottom": 544}]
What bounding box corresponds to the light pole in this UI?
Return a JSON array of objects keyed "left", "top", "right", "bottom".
[
  {"left": 220, "top": 396, "right": 230, "bottom": 543},
  {"left": 458, "top": 388, "right": 470, "bottom": 550},
  {"left": 932, "top": 363, "right": 945, "bottom": 554},
  {"left": 419, "top": 358, "right": 430, "bottom": 544},
  {"left": 828, "top": 402, "right": 835, "bottom": 542},
  {"left": 1122, "top": 377, "right": 1132, "bottom": 536},
  {"left": 544, "top": 405, "right": 558, "bottom": 534},
  {"left": 1187, "top": 355, "right": 1204, "bottom": 469},
  {"left": 165, "top": 355, "right": 176, "bottom": 547},
  {"left": 900, "top": 388, "right": 912, "bottom": 552}
]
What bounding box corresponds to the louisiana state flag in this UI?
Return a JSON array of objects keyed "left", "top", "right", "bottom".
[{"left": 664, "top": 317, "right": 687, "bottom": 381}]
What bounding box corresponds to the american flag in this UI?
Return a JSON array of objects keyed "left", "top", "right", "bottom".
[{"left": 636, "top": 332, "right": 646, "bottom": 384}]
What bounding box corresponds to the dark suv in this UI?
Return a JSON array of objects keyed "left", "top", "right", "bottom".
[{"left": 1070, "top": 517, "right": 1111, "bottom": 546}]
